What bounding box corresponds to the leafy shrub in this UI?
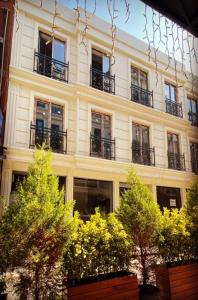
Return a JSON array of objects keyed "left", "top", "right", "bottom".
[
  {"left": 63, "top": 209, "right": 132, "bottom": 282},
  {"left": 184, "top": 183, "right": 198, "bottom": 258},
  {"left": 158, "top": 208, "right": 190, "bottom": 264}
]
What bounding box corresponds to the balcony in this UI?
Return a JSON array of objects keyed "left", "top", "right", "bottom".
[
  {"left": 90, "top": 67, "right": 115, "bottom": 94},
  {"left": 188, "top": 112, "right": 198, "bottom": 127},
  {"left": 168, "top": 152, "right": 185, "bottom": 171},
  {"left": 165, "top": 98, "right": 183, "bottom": 118},
  {"left": 90, "top": 134, "right": 116, "bottom": 160},
  {"left": 29, "top": 123, "right": 67, "bottom": 154},
  {"left": 33, "top": 51, "right": 69, "bottom": 82},
  {"left": 131, "top": 84, "right": 153, "bottom": 107},
  {"left": 132, "top": 142, "right": 155, "bottom": 166}
]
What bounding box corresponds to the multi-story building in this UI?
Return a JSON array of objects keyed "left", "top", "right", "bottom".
[
  {"left": 1, "top": 0, "right": 198, "bottom": 218},
  {"left": 0, "top": 0, "right": 15, "bottom": 188}
]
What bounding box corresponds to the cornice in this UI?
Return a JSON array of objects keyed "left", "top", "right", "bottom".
[{"left": 5, "top": 147, "right": 197, "bottom": 185}]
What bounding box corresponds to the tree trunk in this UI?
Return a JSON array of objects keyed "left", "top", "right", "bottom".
[
  {"left": 140, "top": 245, "right": 147, "bottom": 286},
  {"left": 34, "top": 266, "right": 40, "bottom": 300}
]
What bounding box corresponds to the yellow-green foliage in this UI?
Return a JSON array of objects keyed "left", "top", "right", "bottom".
[
  {"left": 64, "top": 209, "right": 132, "bottom": 280},
  {"left": 117, "top": 167, "right": 161, "bottom": 285},
  {"left": 158, "top": 208, "right": 190, "bottom": 263},
  {"left": 0, "top": 148, "right": 77, "bottom": 298},
  {"left": 184, "top": 182, "right": 198, "bottom": 257}
]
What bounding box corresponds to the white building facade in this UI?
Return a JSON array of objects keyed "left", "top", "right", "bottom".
[{"left": 1, "top": 0, "right": 198, "bottom": 218}]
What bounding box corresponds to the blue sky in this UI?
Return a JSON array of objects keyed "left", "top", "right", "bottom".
[
  {"left": 57, "top": 0, "right": 198, "bottom": 73},
  {"left": 58, "top": 0, "right": 152, "bottom": 42}
]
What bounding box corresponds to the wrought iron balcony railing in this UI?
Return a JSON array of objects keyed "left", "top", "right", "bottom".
[
  {"left": 188, "top": 112, "right": 198, "bottom": 127},
  {"left": 190, "top": 145, "right": 198, "bottom": 175},
  {"left": 132, "top": 142, "right": 155, "bottom": 166},
  {"left": 90, "top": 134, "right": 116, "bottom": 160},
  {"left": 165, "top": 98, "right": 183, "bottom": 118},
  {"left": 29, "top": 123, "right": 67, "bottom": 154},
  {"left": 33, "top": 51, "right": 69, "bottom": 82},
  {"left": 168, "top": 152, "right": 185, "bottom": 171},
  {"left": 90, "top": 66, "right": 115, "bottom": 94},
  {"left": 131, "top": 84, "right": 153, "bottom": 107}
]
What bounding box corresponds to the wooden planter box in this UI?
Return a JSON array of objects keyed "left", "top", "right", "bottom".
[
  {"left": 67, "top": 273, "right": 139, "bottom": 300},
  {"left": 156, "top": 262, "right": 198, "bottom": 300}
]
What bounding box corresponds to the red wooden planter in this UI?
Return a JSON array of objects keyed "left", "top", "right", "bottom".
[
  {"left": 156, "top": 262, "right": 198, "bottom": 300},
  {"left": 67, "top": 273, "right": 139, "bottom": 300}
]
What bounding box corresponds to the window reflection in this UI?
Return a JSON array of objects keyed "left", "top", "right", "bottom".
[{"left": 74, "top": 178, "right": 113, "bottom": 220}]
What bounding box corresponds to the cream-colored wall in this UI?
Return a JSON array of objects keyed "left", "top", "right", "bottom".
[{"left": 2, "top": 0, "right": 198, "bottom": 207}]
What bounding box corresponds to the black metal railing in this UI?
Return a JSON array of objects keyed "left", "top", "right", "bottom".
[
  {"left": 190, "top": 146, "right": 198, "bottom": 174},
  {"left": 29, "top": 123, "right": 67, "bottom": 154},
  {"left": 165, "top": 98, "right": 183, "bottom": 118},
  {"left": 33, "top": 51, "right": 69, "bottom": 82},
  {"left": 168, "top": 152, "right": 185, "bottom": 171},
  {"left": 131, "top": 84, "right": 153, "bottom": 107},
  {"left": 90, "top": 66, "right": 115, "bottom": 94},
  {"left": 132, "top": 142, "right": 155, "bottom": 166},
  {"left": 90, "top": 134, "right": 115, "bottom": 160},
  {"left": 188, "top": 112, "right": 198, "bottom": 127}
]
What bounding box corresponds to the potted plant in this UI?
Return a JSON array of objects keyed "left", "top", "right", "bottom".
[
  {"left": 0, "top": 148, "right": 77, "bottom": 299},
  {"left": 156, "top": 207, "right": 198, "bottom": 300},
  {"left": 64, "top": 209, "right": 139, "bottom": 300},
  {"left": 117, "top": 167, "right": 162, "bottom": 297}
]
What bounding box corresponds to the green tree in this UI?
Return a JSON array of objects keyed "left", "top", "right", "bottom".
[
  {"left": 0, "top": 148, "right": 76, "bottom": 299},
  {"left": 158, "top": 208, "right": 190, "bottom": 264},
  {"left": 117, "top": 167, "right": 161, "bottom": 286},
  {"left": 184, "top": 182, "right": 198, "bottom": 257},
  {"left": 64, "top": 209, "right": 132, "bottom": 282}
]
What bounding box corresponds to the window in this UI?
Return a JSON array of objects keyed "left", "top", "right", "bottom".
[
  {"left": 167, "top": 132, "right": 179, "bottom": 154},
  {"left": 132, "top": 123, "right": 154, "bottom": 165},
  {"left": 90, "top": 48, "right": 115, "bottom": 94},
  {"left": 90, "top": 111, "right": 115, "bottom": 160},
  {"left": 92, "top": 49, "right": 110, "bottom": 74},
  {"left": 10, "top": 172, "right": 27, "bottom": 203},
  {"left": 157, "top": 186, "right": 181, "bottom": 211},
  {"left": 167, "top": 133, "right": 185, "bottom": 170},
  {"left": 130, "top": 66, "right": 153, "bottom": 106},
  {"left": 133, "top": 123, "right": 149, "bottom": 148},
  {"left": 119, "top": 182, "right": 128, "bottom": 197},
  {"left": 165, "top": 82, "right": 176, "bottom": 102},
  {"left": 131, "top": 66, "right": 148, "bottom": 90},
  {"left": 30, "top": 100, "right": 67, "bottom": 154},
  {"left": 190, "top": 142, "right": 198, "bottom": 174},
  {"left": 73, "top": 178, "right": 113, "bottom": 220},
  {"left": 34, "top": 32, "right": 68, "bottom": 82},
  {"left": 187, "top": 97, "right": 198, "bottom": 126}
]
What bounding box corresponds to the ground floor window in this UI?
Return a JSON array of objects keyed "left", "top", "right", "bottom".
[
  {"left": 10, "top": 172, "right": 66, "bottom": 202},
  {"left": 73, "top": 178, "right": 113, "bottom": 219},
  {"left": 119, "top": 182, "right": 128, "bottom": 197},
  {"left": 157, "top": 186, "right": 181, "bottom": 211}
]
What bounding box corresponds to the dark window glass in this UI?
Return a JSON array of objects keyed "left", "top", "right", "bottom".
[
  {"left": 157, "top": 186, "right": 181, "bottom": 211},
  {"left": 132, "top": 123, "right": 149, "bottom": 147},
  {"left": 167, "top": 133, "right": 179, "bottom": 154},
  {"left": 119, "top": 182, "right": 128, "bottom": 197},
  {"left": 190, "top": 142, "right": 198, "bottom": 174},
  {"left": 74, "top": 178, "right": 113, "bottom": 219},
  {"left": 92, "top": 49, "right": 110, "bottom": 74},
  {"left": 131, "top": 66, "right": 148, "bottom": 89},
  {"left": 187, "top": 97, "right": 198, "bottom": 119},
  {"left": 165, "top": 83, "right": 176, "bottom": 102}
]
